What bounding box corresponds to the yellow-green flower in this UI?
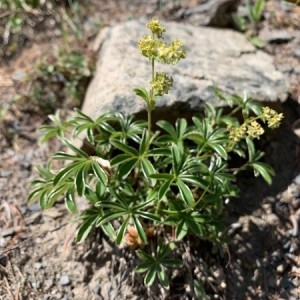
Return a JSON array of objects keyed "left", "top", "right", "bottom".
[
  {"left": 247, "top": 120, "right": 264, "bottom": 139},
  {"left": 146, "top": 18, "right": 166, "bottom": 38},
  {"left": 229, "top": 123, "right": 247, "bottom": 142},
  {"left": 262, "top": 106, "right": 283, "bottom": 129},
  {"left": 157, "top": 38, "right": 186, "bottom": 64},
  {"left": 138, "top": 35, "right": 162, "bottom": 59},
  {"left": 151, "top": 72, "right": 173, "bottom": 94}
]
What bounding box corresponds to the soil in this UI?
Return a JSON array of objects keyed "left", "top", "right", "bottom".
[{"left": 0, "top": 1, "right": 300, "bottom": 299}]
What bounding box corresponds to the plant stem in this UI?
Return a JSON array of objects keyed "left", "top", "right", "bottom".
[{"left": 147, "top": 57, "right": 155, "bottom": 134}]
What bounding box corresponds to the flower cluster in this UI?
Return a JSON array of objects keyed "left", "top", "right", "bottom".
[
  {"left": 247, "top": 120, "right": 264, "bottom": 139},
  {"left": 228, "top": 123, "right": 247, "bottom": 142},
  {"left": 151, "top": 72, "right": 173, "bottom": 94},
  {"left": 137, "top": 35, "right": 162, "bottom": 59},
  {"left": 146, "top": 18, "right": 166, "bottom": 38},
  {"left": 228, "top": 106, "right": 283, "bottom": 144},
  {"left": 262, "top": 106, "right": 283, "bottom": 129},
  {"left": 138, "top": 18, "right": 186, "bottom": 65},
  {"left": 229, "top": 119, "right": 265, "bottom": 142}
]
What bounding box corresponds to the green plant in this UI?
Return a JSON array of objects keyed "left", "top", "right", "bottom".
[
  {"left": 29, "top": 19, "right": 283, "bottom": 290},
  {"left": 0, "top": 0, "right": 40, "bottom": 34},
  {"left": 28, "top": 50, "right": 92, "bottom": 112},
  {"left": 232, "top": 0, "right": 265, "bottom": 48}
]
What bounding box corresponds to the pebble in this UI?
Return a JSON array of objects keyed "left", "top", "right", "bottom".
[
  {"left": 34, "top": 262, "right": 42, "bottom": 270},
  {"left": 228, "top": 222, "right": 242, "bottom": 236},
  {"left": 276, "top": 264, "right": 286, "bottom": 274},
  {"left": 59, "top": 274, "right": 71, "bottom": 286}
]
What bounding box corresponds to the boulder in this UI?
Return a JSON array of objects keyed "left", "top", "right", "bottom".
[
  {"left": 173, "top": 0, "right": 239, "bottom": 28},
  {"left": 82, "top": 20, "right": 288, "bottom": 120}
]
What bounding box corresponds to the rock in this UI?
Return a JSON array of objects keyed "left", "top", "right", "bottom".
[
  {"left": 83, "top": 20, "right": 288, "bottom": 120},
  {"left": 260, "top": 29, "right": 295, "bottom": 44},
  {"left": 59, "top": 274, "right": 71, "bottom": 286},
  {"left": 173, "top": 0, "right": 239, "bottom": 27}
]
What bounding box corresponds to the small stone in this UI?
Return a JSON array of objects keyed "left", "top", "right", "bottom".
[
  {"left": 276, "top": 264, "right": 286, "bottom": 273},
  {"left": 59, "top": 274, "right": 71, "bottom": 286},
  {"left": 34, "top": 262, "right": 42, "bottom": 270},
  {"left": 11, "top": 70, "right": 26, "bottom": 82},
  {"left": 220, "top": 281, "right": 226, "bottom": 289}
]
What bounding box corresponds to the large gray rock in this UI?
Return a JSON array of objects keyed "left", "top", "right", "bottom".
[{"left": 82, "top": 20, "right": 288, "bottom": 119}]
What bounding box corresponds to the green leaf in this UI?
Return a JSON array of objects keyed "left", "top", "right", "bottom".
[
  {"left": 132, "top": 215, "right": 147, "bottom": 244},
  {"left": 53, "top": 152, "right": 82, "bottom": 161},
  {"left": 144, "top": 267, "right": 157, "bottom": 287},
  {"left": 248, "top": 36, "right": 264, "bottom": 48},
  {"left": 209, "top": 143, "right": 228, "bottom": 160},
  {"left": 176, "top": 220, "right": 188, "bottom": 240},
  {"left": 246, "top": 137, "right": 255, "bottom": 162},
  {"left": 77, "top": 216, "right": 97, "bottom": 242},
  {"left": 135, "top": 262, "right": 154, "bottom": 273},
  {"left": 141, "top": 159, "right": 156, "bottom": 185},
  {"left": 149, "top": 173, "right": 174, "bottom": 180},
  {"left": 171, "top": 143, "right": 182, "bottom": 173},
  {"left": 110, "top": 140, "right": 139, "bottom": 156},
  {"left": 134, "top": 87, "right": 150, "bottom": 102},
  {"left": 252, "top": 162, "right": 274, "bottom": 185},
  {"left": 101, "top": 222, "right": 117, "bottom": 241},
  {"left": 139, "top": 129, "right": 149, "bottom": 154},
  {"left": 137, "top": 211, "right": 161, "bottom": 222},
  {"left": 65, "top": 192, "right": 77, "bottom": 213},
  {"left": 92, "top": 161, "right": 108, "bottom": 185},
  {"left": 116, "top": 216, "right": 130, "bottom": 245},
  {"left": 75, "top": 165, "right": 87, "bottom": 196},
  {"left": 158, "top": 179, "right": 172, "bottom": 200},
  {"left": 157, "top": 267, "right": 169, "bottom": 288},
  {"left": 157, "top": 120, "right": 176, "bottom": 138},
  {"left": 64, "top": 139, "right": 89, "bottom": 158},
  {"left": 136, "top": 249, "right": 154, "bottom": 261},
  {"left": 111, "top": 154, "right": 134, "bottom": 166},
  {"left": 177, "top": 179, "right": 195, "bottom": 206},
  {"left": 254, "top": 0, "right": 265, "bottom": 22},
  {"left": 232, "top": 14, "right": 246, "bottom": 31},
  {"left": 118, "top": 158, "right": 138, "bottom": 179}
]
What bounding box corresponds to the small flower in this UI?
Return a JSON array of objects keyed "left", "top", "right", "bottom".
[
  {"left": 246, "top": 120, "right": 264, "bottom": 139},
  {"left": 124, "top": 226, "right": 143, "bottom": 249},
  {"left": 262, "top": 106, "right": 283, "bottom": 129},
  {"left": 146, "top": 18, "right": 166, "bottom": 38},
  {"left": 228, "top": 123, "right": 247, "bottom": 142},
  {"left": 138, "top": 35, "right": 160, "bottom": 59},
  {"left": 151, "top": 72, "right": 173, "bottom": 94},
  {"left": 157, "top": 39, "right": 186, "bottom": 64}
]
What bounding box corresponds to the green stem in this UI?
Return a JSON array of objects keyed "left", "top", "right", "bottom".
[{"left": 147, "top": 57, "right": 155, "bottom": 134}]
